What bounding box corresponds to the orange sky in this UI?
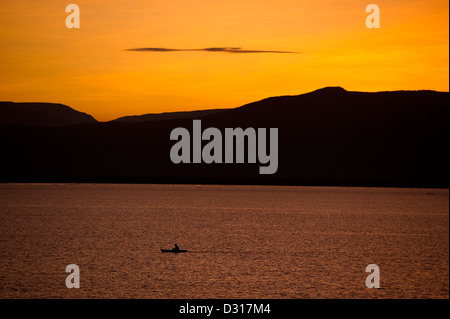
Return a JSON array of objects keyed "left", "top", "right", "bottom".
[{"left": 0, "top": 0, "right": 448, "bottom": 121}]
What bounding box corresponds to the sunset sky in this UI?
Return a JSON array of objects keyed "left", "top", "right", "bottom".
[{"left": 0, "top": 0, "right": 448, "bottom": 121}]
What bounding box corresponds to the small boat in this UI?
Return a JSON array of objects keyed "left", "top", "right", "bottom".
[{"left": 160, "top": 249, "right": 188, "bottom": 253}]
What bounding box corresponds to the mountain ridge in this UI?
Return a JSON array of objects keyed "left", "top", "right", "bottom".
[
  {"left": 2, "top": 87, "right": 448, "bottom": 126},
  {"left": 0, "top": 101, "right": 97, "bottom": 127},
  {"left": 1, "top": 87, "right": 448, "bottom": 187}
]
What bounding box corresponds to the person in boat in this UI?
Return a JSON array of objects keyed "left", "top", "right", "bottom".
[{"left": 172, "top": 243, "right": 180, "bottom": 252}]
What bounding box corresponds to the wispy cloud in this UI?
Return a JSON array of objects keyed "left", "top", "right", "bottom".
[{"left": 126, "top": 47, "right": 298, "bottom": 54}]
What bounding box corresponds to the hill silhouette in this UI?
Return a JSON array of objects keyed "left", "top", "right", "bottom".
[
  {"left": 0, "top": 102, "right": 97, "bottom": 127},
  {"left": 112, "top": 109, "right": 227, "bottom": 123},
  {"left": 0, "top": 87, "right": 448, "bottom": 187}
]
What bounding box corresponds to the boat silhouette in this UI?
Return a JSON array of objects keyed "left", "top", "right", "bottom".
[{"left": 160, "top": 249, "right": 188, "bottom": 253}]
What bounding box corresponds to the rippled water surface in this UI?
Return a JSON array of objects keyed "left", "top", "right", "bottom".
[{"left": 0, "top": 184, "right": 448, "bottom": 298}]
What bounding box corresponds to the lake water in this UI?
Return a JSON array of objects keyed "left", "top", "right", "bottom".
[{"left": 0, "top": 184, "right": 448, "bottom": 299}]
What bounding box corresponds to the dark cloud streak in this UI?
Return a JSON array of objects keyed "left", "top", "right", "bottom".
[{"left": 126, "top": 47, "right": 298, "bottom": 54}]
